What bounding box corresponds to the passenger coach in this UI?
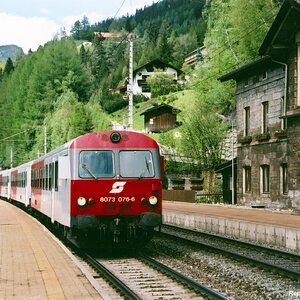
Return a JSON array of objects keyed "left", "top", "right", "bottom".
[{"left": 0, "top": 131, "right": 163, "bottom": 247}]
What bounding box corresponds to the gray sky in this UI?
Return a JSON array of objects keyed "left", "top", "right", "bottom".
[{"left": 0, "top": 0, "right": 156, "bottom": 53}]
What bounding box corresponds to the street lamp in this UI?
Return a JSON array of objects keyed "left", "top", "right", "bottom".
[{"left": 216, "top": 113, "right": 235, "bottom": 205}]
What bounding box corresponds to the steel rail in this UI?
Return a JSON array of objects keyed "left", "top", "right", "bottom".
[
  {"left": 162, "top": 224, "right": 300, "bottom": 260},
  {"left": 139, "top": 254, "right": 230, "bottom": 300},
  {"left": 68, "top": 242, "right": 143, "bottom": 300},
  {"left": 157, "top": 224, "right": 300, "bottom": 279}
]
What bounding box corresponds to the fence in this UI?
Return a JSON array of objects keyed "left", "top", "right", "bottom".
[
  {"left": 196, "top": 193, "right": 223, "bottom": 204},
  {"left": 163, "top": 190, "right": 224, "bottom": 204},
  {"left": 163, "top": 189, "right": 196, "bottom": 203}
]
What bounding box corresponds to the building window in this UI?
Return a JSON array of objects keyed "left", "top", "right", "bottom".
[
  {"left": 262, "top": 101, "right": 269, "bottom": 133},
  {"left": 281, "top": 96, "right": 287, "bottom": 130},
  {"left": 262, "top": 71, "right": 267, "bottom": 80},
  {"left": 261, "top": 165, "right": 270, "bottom": 193},
  {"left": 244, "top": 106, "right": 250, "bottom": 136},
  {"left": 253, "top": 75, "right": 259, "bottom": 84},
  {"left": 298, "top": 44, "right": 300, "bottom": 106},
  {"left": 243, "top": 166, "right": 251, "bottom": 193},
  {"left": 281, "top": 164, "right": 288, "bottom": 195}
]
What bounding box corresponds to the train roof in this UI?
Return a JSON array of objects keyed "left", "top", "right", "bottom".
[
  {"left": 4, "top": 131, "right": 160, "bottom": 172},
  {"left": 69, "top": 131, "right": 159, "bottom": 149}
]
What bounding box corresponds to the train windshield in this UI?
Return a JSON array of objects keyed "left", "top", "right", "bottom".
[
  {"left": 119, "top": 151, "right": 154, "bottom": 178},
  {"left": 79, "top": 151, "right": 114, "bottom": 178}
]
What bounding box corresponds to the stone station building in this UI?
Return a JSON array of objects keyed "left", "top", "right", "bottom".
[{"left": 219, "top": 0, "right": 300, "bottom": 209}]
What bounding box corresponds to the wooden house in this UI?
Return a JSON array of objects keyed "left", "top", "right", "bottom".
[{"left": 140, "top": 104, "right": 181, "bottom": 133}]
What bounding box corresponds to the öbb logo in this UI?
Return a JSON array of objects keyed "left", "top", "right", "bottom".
[{"left": 109, "top": 182, "right": 127, "bottom": 193}]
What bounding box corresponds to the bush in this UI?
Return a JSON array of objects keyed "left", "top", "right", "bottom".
[{"left": 100, "top": 93, "right": 127, "bottom": 113}]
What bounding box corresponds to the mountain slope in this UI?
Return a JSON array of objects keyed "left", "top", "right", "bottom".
[{"left": 0, "top": 45, "right": 24, "bottom": 62}]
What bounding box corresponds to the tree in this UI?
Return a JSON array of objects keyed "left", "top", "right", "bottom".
[
  {"left": 146, "top": 72, "right": 178, "bottom": 98},
  {"left": 179, "top": 105, "right": 227, "bottom": 193},
  {"left": 90, "top": 35, "right": 108, "bottom": 84},
  {"left": 80, "top": 44, "right": 89, "bottom": 65},
  {"left": 4, "top": 57, "right": 14, "bottom": 75},
  {"left": 70, "top": 20, "right": 82, "bottom": 40},
  {"left": 156, "top": 22, "right": 173, "bottom": 63}
]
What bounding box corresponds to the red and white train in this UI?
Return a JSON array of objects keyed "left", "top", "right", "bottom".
[{"left": 0, "top": 131, "right": 163, "bottom": 247}]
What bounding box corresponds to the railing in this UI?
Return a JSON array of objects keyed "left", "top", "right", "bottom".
[{"left": 196, "top": 193, "right": 223, "bottom": 204}]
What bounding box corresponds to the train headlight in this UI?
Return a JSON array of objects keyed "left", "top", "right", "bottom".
[
  {"left": 77, "top": 196, "right": 87, "bottom": 207},
  {"left": 110, "top": 132, "right": 121, "bottom": 143},
  {"left": 149, "top": 195, "right": 158, "bottom": 206}
]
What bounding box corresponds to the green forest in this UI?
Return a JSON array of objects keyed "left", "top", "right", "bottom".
[{"left": 0, "top": 0, "right": 283, "bottom": 171}]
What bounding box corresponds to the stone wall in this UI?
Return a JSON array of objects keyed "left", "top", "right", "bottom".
[{"left": 235, "top": 64, "right": 289, "bottom": 207}]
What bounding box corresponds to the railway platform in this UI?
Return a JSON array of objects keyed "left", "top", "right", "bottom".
[
  {"left": 162, "top": 201, "right": 300, "bottom": 252},
  {"left": 0, "top": 200, "right": 102, "bottom": 299}
]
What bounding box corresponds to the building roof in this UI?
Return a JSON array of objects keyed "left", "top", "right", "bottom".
[
  {"left": 134, "top": 59, "right": 182, "bottom": 76},
  {"left": 184, "top": 47, "right": 204, "bottom": 65},
  {"left": 259, "top": 0, "right": 300, "bottom": 58},
  {"left": 140, "top": 103, "right": 181, "bottom": 116},
  {"left": 218, "top": 56, "right": 275, "bottom": 82},
  {"left": 93, "top": 32, "right": 136, "bottom": 39},
  {"left": 219, "top": 0, "right": 300, "bottom": 82}
]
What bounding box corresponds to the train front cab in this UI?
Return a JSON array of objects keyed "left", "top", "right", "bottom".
[{"left": 68, "top": 132, "right": 163, "bottom": 247}]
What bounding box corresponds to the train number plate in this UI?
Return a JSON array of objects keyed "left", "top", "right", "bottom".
[{"left": 99, "top": 196, "right": 135, "bottom": 202}]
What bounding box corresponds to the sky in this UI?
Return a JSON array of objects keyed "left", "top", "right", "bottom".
[{"left": 0, "top": 0, "right": 156, "bottom": 53}]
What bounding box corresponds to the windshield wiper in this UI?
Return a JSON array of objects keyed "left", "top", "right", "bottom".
[
  {"left": 82, "top": 164, "right": 98, "bottom": 180},
  {"left": 138, "top": 157, "right": 150, "bottom": 180}
]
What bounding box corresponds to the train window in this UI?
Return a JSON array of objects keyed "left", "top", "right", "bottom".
[
  {"left": 79, "top": 151, "right": 114, "bottom": 179},
  {"left": 43, "top": 167, "right": 46, "bottom": 190},
  {"left": 54, "top": 161, "right": 58, "bottom": 191},
  {"left": 46, "top": 164, "right": 49, "bottom": 190},
  {"left": 39, "top": 168, "right": 42, "bottom": 189},
  {"left": 49, "top": 163, "right": 53, "bottom": 190},
  {"left": 119, "top": 151, "right": 154, "bottom": 178}
]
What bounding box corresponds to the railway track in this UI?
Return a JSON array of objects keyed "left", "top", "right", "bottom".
[
  {"left": 68, "top": 239, "right": 230, "bottom": 299},
  {"left": 5, "top": 198, "right": 231, "bottom": 299},
  {"left": 157, "top": 224, "right": 300, "bottom": 280}
]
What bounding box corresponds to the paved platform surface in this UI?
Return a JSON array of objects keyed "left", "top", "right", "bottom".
[
  {"left": 162, "top": 202, "right": 300, "bottom": 251},
  {"left": 0, "top": 200, "right": 102, "bottom": 299},
  {"left": 163, "top": 202, "right": 300, "bottom": 228}
]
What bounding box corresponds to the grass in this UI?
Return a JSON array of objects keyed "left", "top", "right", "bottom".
[{"left": 110, "top": 89, "right": 199, "bottom": 131}]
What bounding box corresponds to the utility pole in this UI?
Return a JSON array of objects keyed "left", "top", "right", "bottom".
[
  {"left": 216, "top": 113, "right": 236, "bottom": 205},
  {"left": 231, "top": 120, "right": 235, "bottom": 205},
  {"left": 10, "top": 145, "right": 13, "bottom": 168},
  {"left": 44, "top": 126, "right": 47, "bottom": 155},
  {"left": 127, "top": 38, "right": 133, "bottom": 130}
]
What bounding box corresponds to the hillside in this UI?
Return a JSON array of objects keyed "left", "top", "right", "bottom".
[
  {"left": 0, "top": 0, "right": 283, "bottom": 169},
  {"left": 0, "top": 45, "right": 24, "bottom": 62},
  {"left": 111, "top": 89, "right": 198, "bottom": 132}
]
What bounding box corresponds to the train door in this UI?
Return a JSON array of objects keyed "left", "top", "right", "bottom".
[
  {"left": 50, "top": 160, "right": 58, "bottom": 223},
  {"left": 25, "top": 166, "right": 31, "bottom": 207},
  {"left": 7, "top": 171, "right": 11, "bottom": 200},
  {"left": 55, "top": 154, "right": 71, "bottom": 227}
]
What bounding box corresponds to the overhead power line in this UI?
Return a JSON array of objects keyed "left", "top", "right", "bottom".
[
  {"left": 114, "top": 0, "right": 127, "bottom": 19},
  {"left": 0, "top": 129, "right": 30, "bottom": 142}
]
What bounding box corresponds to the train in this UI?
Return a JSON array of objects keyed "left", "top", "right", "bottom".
[{"left": 0, "top": 131, "right": 163, "bottom": 247}]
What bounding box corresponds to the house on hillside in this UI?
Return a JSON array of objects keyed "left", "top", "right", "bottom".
[
  {"left": 219, "top": 0, "right": 300, "bottom": 209},
  {"left": 93, "top": 32, "right": 136, "bottom": 40},
  {"left": 184, "top": 47, "right": 204, "bottom": 67},
  {"left": 140, "top": 103, "right": 181, "bottom": 133},
  {"left": 132, "top": 59, "right": 182, "bottom": 98}
]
